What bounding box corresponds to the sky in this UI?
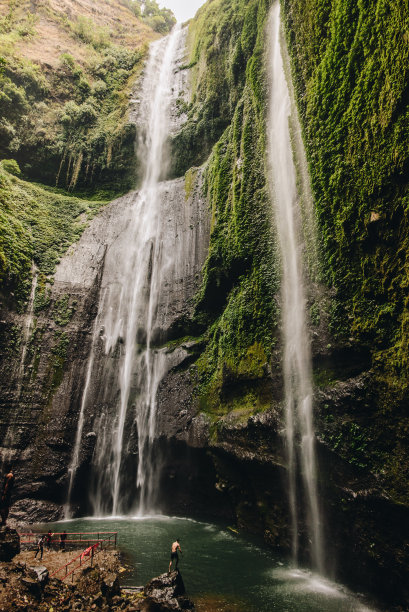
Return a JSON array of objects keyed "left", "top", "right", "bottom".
[{"left": 159, "top": 0, "right": 206, "bottom": 22}]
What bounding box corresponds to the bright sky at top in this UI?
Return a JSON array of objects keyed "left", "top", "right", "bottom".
[{"left": 159, "top": 0, "right": 206, "bottom": 22}]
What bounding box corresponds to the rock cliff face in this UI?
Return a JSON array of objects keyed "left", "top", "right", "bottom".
[
  {"left": 0, "top": 162, "right": 210, "bottom": 520},
  {"left": 1, "top": 0, "right": 409, "bottom": 609}
]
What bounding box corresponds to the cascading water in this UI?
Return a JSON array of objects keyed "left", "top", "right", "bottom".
[
  {"left": 267, "top": 2, "right": 324, "bottom": 573},
  {"left": 16, "top": 264, "right": 38, "bottom": 399},
  {"left": 66, "top": 25, "right": 187, "bottom": 517},
  {"left": 0, "top": 264, "right": 38, "bottom": 472}
]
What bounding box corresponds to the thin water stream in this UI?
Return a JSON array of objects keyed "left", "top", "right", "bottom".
[
  {"left": 16, "top": 264, "right": 38, "bottom": 399},
  {"left": 43, "top": 517, "right": 376, "bottom": 612},
  {"left": 1, "top": 265, "right": 38, "bottom": 472},
  {"left": 267, "top": 2, "right": 323, "bottom": 571}
]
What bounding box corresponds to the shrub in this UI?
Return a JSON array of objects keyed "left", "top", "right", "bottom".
[{"left": 1, "top": 159, "right": 21, "bottom": 176}]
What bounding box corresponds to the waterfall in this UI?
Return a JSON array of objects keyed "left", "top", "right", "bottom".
[
  {"left": 0, "top": 265, "right": 38, "bottom": 472},
  {"left": 266, "top": 3, "right": 324, "bottom": 572},
  {"left": 64, "top": 289, "right": 106, "bottom": 519},
  {"left": 65, "top": 25, "right": 187, "bottom": 517},
  {"left": 16, "top": 263, "right": 38, "bottom": 399}
]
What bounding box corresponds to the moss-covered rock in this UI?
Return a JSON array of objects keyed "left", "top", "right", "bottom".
[
  {"left": 0, "top": 161, "right": 108, "bottom": 302},
  {"left": 281, "top": 0, "right": 409, "bottom": 504},
  {"left": 184, "top": 0, "right": 278, "bottom": 423}
]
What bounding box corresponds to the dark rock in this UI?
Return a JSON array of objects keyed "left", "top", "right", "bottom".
[
  {"left": 144, "top": 571, "right": 194, "bottom": 610},
  {"left": 92, "top": 594, "right": 104, "bottom": 607},
  {"left": 101, "top": 572, "right": 120, "bottom": 598},
  {"left": 27, "top": 565, "right": 48, "bottom": 586},
  {"left": 11, "top": 499, "right": 63, "bottom": 524},
  {"left": 21, "top": 576, "right": 42, "bottom": 599},
  {"left": 0, "top": 527, "right": 20, "bottom": 561},
  {"left": 0, "top": 568, "right": 8, "bottom": 584}
]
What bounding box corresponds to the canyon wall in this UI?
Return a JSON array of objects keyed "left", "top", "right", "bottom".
[{"left": 1, "top": 0, "right": 409, "bottom": 608}]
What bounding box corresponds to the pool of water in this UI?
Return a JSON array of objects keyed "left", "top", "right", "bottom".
[{"left": 42, "top": 516, "right": 376, "bottom": 612}]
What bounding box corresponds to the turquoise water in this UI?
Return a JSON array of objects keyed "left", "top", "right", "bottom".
[{"left": 43, "top": 516, "right": 376, "bottom": 612}]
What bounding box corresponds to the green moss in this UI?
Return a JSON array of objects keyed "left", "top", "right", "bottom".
[
  {"left": 282, "top": 0, "right": 409, "bottom": 380},
  {"left": 26, "top": 324, "right": 43, "bottom": 380},
  {"left": 53, "top": 295, "right": 77, "bottom": 326},
  {"left": 170, "top": 0, "right": 272, "bottom": 178},
  {"left": 6, "top": 323, "right": 22, "bottom": 356},
  {"left": 50, "top": 330, "right": 70, "bottom": 389},
  {"left": 184, "top": 167, "right": 199, "bottom": 200},
  {"left": 281, "top": 0, "right": 409, "bottom": 500},
  {"left": 313, "top": 367, "right": 336, "bottom": 388},
  {"left": 187, "top": 0, "right": 277, "bottom": 420},
  {"left": 1, "top": 159, "right": 21, "bottom": 176},
  {"left": 310, "top": 301, "right": 321, "bottom": 326},
  {"left": 0, "top": 163, "right": 107, "bottom": 301}
]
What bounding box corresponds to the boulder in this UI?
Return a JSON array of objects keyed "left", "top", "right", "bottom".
[
  {"left": 101, "top": 571, "right": 120, "bottom": 599},
  {"left": 21, "top": 576, "right": 42, "bottom": 599},
  {"left": 0, "top": 527, "right": 20, "bottom": 561},
  {"left": 27, "top": 565, "right": 49, "bottom": 586},
  {"left": 144, "top": 571, "right": 194, "bottom": 610}
]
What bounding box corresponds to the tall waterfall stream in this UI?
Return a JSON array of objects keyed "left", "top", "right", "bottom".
[
  {"left": 66, "top": 25, "right": 188, "bottom": 517},
  {"left": 267, "top": 3, "right": 324, "bottom": 572}
]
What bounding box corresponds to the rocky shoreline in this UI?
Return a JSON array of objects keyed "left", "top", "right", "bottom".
[{"left": 0, "top": 528, "right": 194, "bottom": 611}]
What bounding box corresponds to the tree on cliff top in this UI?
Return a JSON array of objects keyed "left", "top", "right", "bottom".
[{"left": 120, "top": 0, "right": 176, "bottom": 32}]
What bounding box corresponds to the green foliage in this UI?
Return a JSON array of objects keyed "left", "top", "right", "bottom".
[
  {"left": 323, "top": 418, "right": 370, "bottom": 469},
  {"left": 0, "top": 3, "right": 147, "bottom": 194},
  {"left": 189, "top": 0, "right": 277, "bottom": 418},
  {"left": 171, "top": 0, "right": 270, "bottom": 176},
  {"left": 119, "top": 0, "right": 176, "bottom": 32},
  {"left": 71, "top": 16, "right": 111, "bottom": 49},
  {"left": 282, "top": 0, "right": 409, "bottom": 501},
  {"left": 1, "top": 159, "right": 21, "bottom": 176},
  {"left": 310, "top": 301, "right": 321, "bottom": 326},
  {"left": 0, "top": 162, "right": 107, "bottom": 301},
  {"left": 53, "top": 295, "right": 77, "bottom": 326},
  {"left": 5, "top": 324, "right": 22, "bottom": 356},
  {"left": 50, "top": 330, "right": 70, "bottom": 388},
  {"left": 282, "top": 0, "right": 409, "bottom": 383}
]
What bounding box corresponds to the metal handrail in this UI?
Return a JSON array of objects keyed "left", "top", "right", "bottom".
[
  {"left": 19, "top": 532, "right": 117, "bottom": 547},
  {"left": 49, "top": 534, "right": 116, "bottom": 582}
]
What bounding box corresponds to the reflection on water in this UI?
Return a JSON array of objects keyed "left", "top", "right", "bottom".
[{"left": 42, "top": 516, "right": 376, "bottom": 612}]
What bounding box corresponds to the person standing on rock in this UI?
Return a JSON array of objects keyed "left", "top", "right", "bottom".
[
  {"left": 168, "top": 538, "right": 182, "bottom": 573},
  {"left": 0, "top": 465, "right": 14, "bottom": 526}
]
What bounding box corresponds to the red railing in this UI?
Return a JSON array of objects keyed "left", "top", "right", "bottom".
[
  {"left": 19, "top": 531, "right": 117, "bottom": 549},
  {"left": 49, "top": 534, "right": 117, "bottom": 582},
  {"left": 50, "top": 537, "right": 108, "bottom": 581}
]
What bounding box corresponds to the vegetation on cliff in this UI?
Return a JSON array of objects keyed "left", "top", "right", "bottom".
[
  {"left": 0, "top": 160, "right": 107, "bottom": 303},
  {"left": 0, "top": 0, "right": 163, "bottom": 192},
  {"left": 182, "top": 0, "right": 409, "bottom": 505},
  {"left": 178, "top": 0, "right": 278, "bottom": 420},
  {"left": 120, "top": 0, "right": 176, "bottom": 34},
  {"left": 281, "top": 0, "right": 409, "bottom": 500},
  {"left": 0, "top": 0, "right": 174, "bottom": 300},
  {"left": 282, "top": 0, "right": 409, "bottom": 374}
]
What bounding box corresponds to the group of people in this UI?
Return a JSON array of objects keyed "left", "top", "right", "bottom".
[{"left": 1, "top": 466, "right": 184, "bottom": 574}]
